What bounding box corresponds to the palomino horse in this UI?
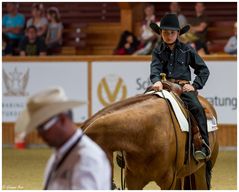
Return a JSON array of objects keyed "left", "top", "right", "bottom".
[{"left": 81, "top": 89, "right": 219, "bottom": 190}]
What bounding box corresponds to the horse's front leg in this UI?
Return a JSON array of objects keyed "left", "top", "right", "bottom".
[{"left": 174, "top": 178, "right": 185, "bottom": 190}]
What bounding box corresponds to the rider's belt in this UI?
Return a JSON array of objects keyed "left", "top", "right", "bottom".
[{"left": 167, "top": 79, "right": 190, "bottom": 86}]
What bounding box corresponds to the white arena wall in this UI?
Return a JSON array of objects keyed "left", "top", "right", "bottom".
[{"left": 2, "top": 56, "right": 237, "bottom": 147}]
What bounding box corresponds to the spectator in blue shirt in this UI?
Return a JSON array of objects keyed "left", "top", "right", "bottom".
[{"left": 2, "top": 2, "right": 25, "bottom": 55}]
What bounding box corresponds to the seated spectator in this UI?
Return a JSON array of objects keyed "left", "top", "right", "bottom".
[
  {"left": 114, "top": 30, "right": 141, "bottom": 55},
  {"left": 224, "top": 22, "right": 237, "bottom": 55},
  {"left": 2, "top": 2, "right": 25, "bottom": 55},
  {"left": 134, "top": 3, "right": 159, "bottom": 55},
  {"left": 26, "top": 3, "right": 48, "bottom": 38},
  {"left": 168, "top": 2, "right": 187, "bottom": 28},
  {"left": 45, "top": 7, "right": 63, "bottom": 55},
  {"left": 189, "top": 2, "right": 210, "bottom": 55},
  {"left": 19, "top": 25, "right": 47, "bottom": 56}
]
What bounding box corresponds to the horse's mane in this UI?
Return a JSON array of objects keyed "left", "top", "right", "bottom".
[{"left": 81, "top": 93, "right": 158, "bottom": 129}]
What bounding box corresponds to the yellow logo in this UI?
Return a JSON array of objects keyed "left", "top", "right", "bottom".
[{"left": 98, "top": 75, "right": 127, "bottom": 106}]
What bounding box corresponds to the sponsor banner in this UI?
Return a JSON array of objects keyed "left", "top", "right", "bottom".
[
  {"left": 196, "top": 61, "right": 236, "bottom": 124},
  {"left": 2, "top": 62, "right": 88, "bottom": 123},
  {"left": 92, "top": 61, "right": 151, "bottom": 114},
  {"left": 92, "top": 61, "right": 236, "bottom": 124}
]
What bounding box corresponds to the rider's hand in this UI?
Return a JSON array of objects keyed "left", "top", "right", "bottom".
[
  {"left": 152, "top": 81, "right": 163, "bottom": 91},
  {"left": 183, "top": 84, "right": 195, "bottom": 92}
]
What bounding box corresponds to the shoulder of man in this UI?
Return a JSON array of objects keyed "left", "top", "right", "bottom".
[{"left": 78, "top": 134, "right": 107, "bottom": 159}]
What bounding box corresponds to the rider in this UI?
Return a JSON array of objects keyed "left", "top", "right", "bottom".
[{"left": 150, "top": 13, "right": 210, "bottom": 161}]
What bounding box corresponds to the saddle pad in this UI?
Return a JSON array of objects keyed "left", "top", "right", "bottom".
[{"left": 146, "top": 90, "right": 218, "bottom": 132}]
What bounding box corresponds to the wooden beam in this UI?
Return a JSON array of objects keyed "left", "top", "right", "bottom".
[
  {"left": 118, "top": 2, "right": 133, "bottom": 32},
  {"left": 118, "top": 2, "right": 131, "bottom": 9}
]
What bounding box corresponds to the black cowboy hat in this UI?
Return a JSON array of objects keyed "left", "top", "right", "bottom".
[{"left": 150, "top": 13, "right": 190, "bottom": 36}]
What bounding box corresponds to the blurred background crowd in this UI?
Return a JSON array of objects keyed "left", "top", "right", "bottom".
[{"left": 2, "top": 2, "right": 237, "bottom": 57}]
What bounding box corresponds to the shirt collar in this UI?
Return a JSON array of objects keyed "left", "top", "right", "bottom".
[
  {"left": 161, "top": 39, "right": 180, "bottom": 51},
  {"left": 55, "top": 129, "right": 82, "bottom": 160}
]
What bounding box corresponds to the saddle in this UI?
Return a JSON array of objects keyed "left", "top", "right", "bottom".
[{"left": 146, "top": 80, "right": 213, "bottom": 151}]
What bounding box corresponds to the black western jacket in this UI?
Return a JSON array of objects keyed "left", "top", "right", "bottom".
[{"left": 150, "top": 40, "right": 210, "bottom": 90}]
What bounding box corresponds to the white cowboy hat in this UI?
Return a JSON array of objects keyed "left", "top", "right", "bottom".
[{"left": 15, "top": 86, "right": 86, "bottom": 134}]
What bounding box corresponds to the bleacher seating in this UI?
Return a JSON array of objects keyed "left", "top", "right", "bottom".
[
  {"left": 2, "top": 2, "right": 120, "bottom": 55},
  {"left": 207, "top": 21, "right": 235, "bottom": 53},
  {"left": 2, "top": 2, "right": 236, "bottom": 55},
  {"left": 154, "top": 2, "right": 236, "bottom": 22}
]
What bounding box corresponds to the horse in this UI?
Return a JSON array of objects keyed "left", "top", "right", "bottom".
[{"left": 81, "top": 89, "right": 219, "bottom": 190}]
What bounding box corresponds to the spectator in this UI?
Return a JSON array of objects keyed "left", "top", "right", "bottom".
[
  {"left": 114, "top": 30, "right": 141, "bottom": 55},
  {"left": 168, "top": 2, "right": 187, "bottom": 28},
  {"left": 189, "top": 2, "right": 210, "bottom": 55},
  {"left": 26, "top": 3, "right": 48, "bottom": 38},
  {"left": 134, "top": 3, "right": 159, "bottom": 55},
  {"left": 45, "top": 7, "right": 63, "bottom": 55},
  {"left": 224, "top": 22, "right": 237, "bottom": 55},
  {"left": 15, "top": 87, "right": 111, "bottom": 189},
  {"left": 19, "top": 25, "right": 47, "bottom": 56},
  {"left": 2, "top": 2, "right": 25, "bottom": 55}
]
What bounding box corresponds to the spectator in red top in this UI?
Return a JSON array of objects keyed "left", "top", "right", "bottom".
[{"left": 114, "top": 31, "right": 141, "bottom": 55}]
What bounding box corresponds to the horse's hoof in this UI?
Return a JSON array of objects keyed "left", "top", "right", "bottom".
[{"left": 112, "top": 181, "right": 120, "bottom": 190}]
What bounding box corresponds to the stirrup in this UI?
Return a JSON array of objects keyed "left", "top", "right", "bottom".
[
  {"left": 202, "top": 139, "right": 212, "bottom": 160},
  {"left": 193, "top": 140, "right": 211, "bottom": 162}
]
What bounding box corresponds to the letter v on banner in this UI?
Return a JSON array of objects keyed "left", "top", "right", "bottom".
[{"left": 97, "top": 76, "right": 127, "bottom": 106}]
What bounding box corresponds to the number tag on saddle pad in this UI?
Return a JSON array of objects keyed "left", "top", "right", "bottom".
[{"left": 145, "top": 90, "right": 218, "bottom": 132}]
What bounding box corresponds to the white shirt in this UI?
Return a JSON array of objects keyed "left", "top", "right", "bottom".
[
  {"left": 44, "top": 129, "right": 111, "bottom": 190},
  {"left": 26, "top": 17, "right": 48, "bottom": 30},
  {"left": 224, "top": 35, "right": 237, "bottom": 55}
]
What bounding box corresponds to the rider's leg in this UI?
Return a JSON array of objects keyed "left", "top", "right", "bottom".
[{"left": 180, "top": 91, "right": 210, "bottom": 159}]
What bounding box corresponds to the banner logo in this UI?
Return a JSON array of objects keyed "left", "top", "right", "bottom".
[
  {"left": 3, "top": 67, "right": 29, "bottom": 96},
  {"left": 97, "top": 74, "right": 127, "bottom": 106}
]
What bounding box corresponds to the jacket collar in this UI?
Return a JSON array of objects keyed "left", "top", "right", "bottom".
[{"left": 161, "top": 39, "right": 181, "bottom": 51}]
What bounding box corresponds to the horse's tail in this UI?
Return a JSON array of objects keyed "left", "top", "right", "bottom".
[{"left": 205, "top": 160, "right": 212, "bottom": 189}]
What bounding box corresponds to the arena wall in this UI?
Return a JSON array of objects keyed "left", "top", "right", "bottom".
[{"left": 2, "top": 56, "right": 237, "bottom": 147}]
